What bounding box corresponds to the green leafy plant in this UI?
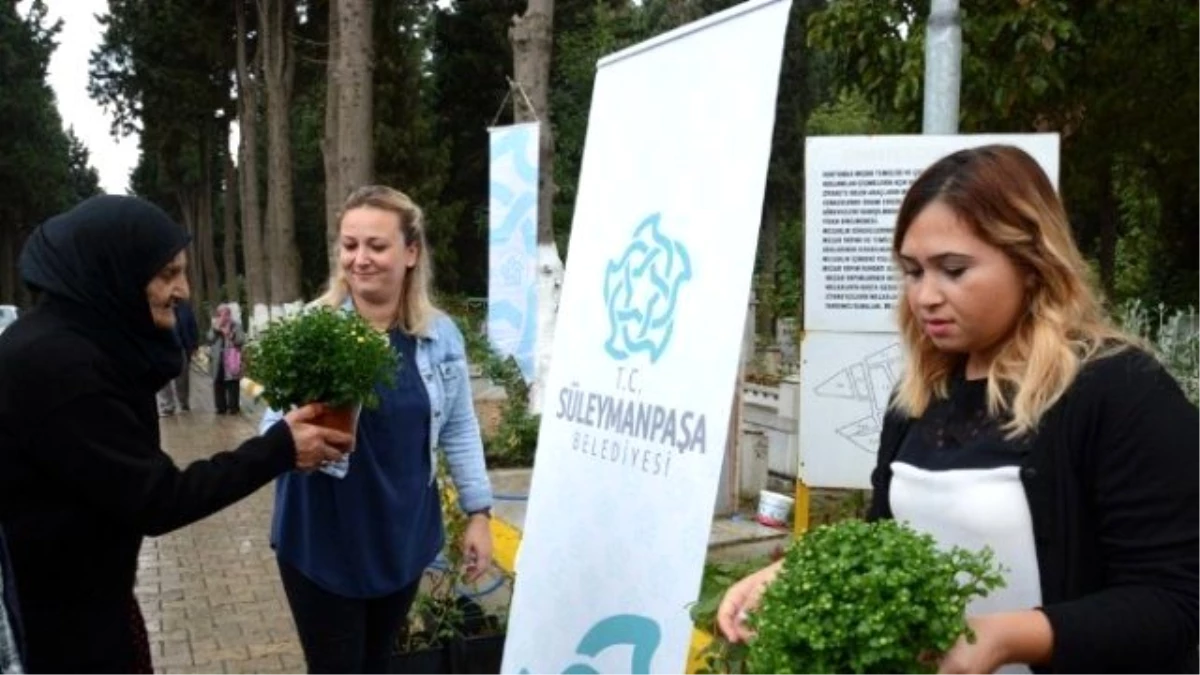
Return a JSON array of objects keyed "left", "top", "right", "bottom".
[
  {"left": 454, "top": 315, "right": 542, "bottom": 468},
  {"left": 486, "top": 402, "right": 541, "bottom": 468},
  {"left": 748, "top": 519, "right": 1005, "bottom": 674},
  {"left": 244, "top": 306, "right": 398, "bottom": 410}
]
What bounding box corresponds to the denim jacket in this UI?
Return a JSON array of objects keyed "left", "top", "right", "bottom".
[{"left": 259, "top": 310, "right": 493, "bottom": 514}]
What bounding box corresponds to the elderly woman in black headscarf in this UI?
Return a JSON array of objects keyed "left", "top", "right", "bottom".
[{"left": 0, "top": 195, "right": 354, "bottom": 674}]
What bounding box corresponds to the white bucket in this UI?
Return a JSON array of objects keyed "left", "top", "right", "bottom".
[{"left": 756, "top": 490, "right": 795, "bottom": 528}]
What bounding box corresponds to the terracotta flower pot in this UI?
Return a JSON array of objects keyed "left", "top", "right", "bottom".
[{"left": 311, "top": 403, "right": 361, "bottom": 447}]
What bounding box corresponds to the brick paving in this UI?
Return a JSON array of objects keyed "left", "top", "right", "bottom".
[{"left": 139, "top": 372, "right": 305, "bottom": 674}]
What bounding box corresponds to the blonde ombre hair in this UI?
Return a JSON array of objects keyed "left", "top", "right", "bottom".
[
  {"left": 315, "top": 185, "right": 439, "bottom": 335},
  {"left": 891, "top": 145, "right": 1136, "bottom": 436}
]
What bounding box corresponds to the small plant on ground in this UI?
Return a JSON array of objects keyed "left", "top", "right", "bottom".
[
  {"left": 397, "top": 457, "right": 508, "bottom": 653},
  {"left": 748, "top": 519, "right": 1005, "bottom": 674}
]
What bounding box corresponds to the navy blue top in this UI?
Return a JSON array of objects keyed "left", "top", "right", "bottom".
[{"left": 270, "top": 330, "right": 442, "bottom": 598}]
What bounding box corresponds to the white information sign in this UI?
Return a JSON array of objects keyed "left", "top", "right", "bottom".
[{"left": 799, "top": 331, "right": 903, "bottom": 489}]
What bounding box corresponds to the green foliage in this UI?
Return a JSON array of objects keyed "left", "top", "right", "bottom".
[
  {"left": 1107, "top": 159, "right": 1161, "bottom": 307},
  {"left": 688, "top": 558, "right": 768, "bottom": 674},
  {"left": 454, "top": 314, "right": 541, "bottom": 468},
  {"left": 748, "top": 519, "right": 1005, "bottom": 674},
  {"left": 487, "top": 400, "right": 542, "bottom": 469},
  {"left": 761, "top": 0, "right": 832, "bottom": 227},
  {"left": 398, "top": 457, "right": 507, "bottom": 652},
  {"left": 401, "top": 456, "right": 471, "bottom": 651},
  {"left": 64, "top": 128, "right": 102, "bottom": 201},
  {"left": 29, "top": 0, "right": 1194, "bottom": 322},
  {"left": 288, "top": 80, "right": 330, "bottom": 299},
  {"left": 0, "top": 0, "right": 76, "bottom": 303},
  {"left": 1103, "top": 158, "right": 1197, "bottom": 311},
  {"left": 805, "top": 88, "right": 904, "bottom": 137},
  {"left": 1115, "top": 300, "right": 1200, "bottom": 406},
  {"left": 90, "top": 0, "right": 237, "bottom": 310},
  {"left": 551, "top": 1, "right": 631, "bottom": 255},
  {"left": 808, "top": 0, "right": 1079, "bottom": 132},
  {"left": 806, "top": 0, "right": 1198, "bottom": 307},
  {"left": 427, "top": 0, "right": 525, "bottom": 296},
  {"left": 373, "top": 0, "right": 459, "bottom": 288},
  {"left": 244, "top": 306, "right": 398, "bottom": 410}
]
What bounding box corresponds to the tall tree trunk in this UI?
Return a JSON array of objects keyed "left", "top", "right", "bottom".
[
  {"left": 236, "top": 0, "right": 268, "bottom": 323},
  {"left": 334, "top": 0, "right": 374, "bottom": 222},
  {"left": 511, "top": 0, "right": 555, "bottom": 247},
  {"left": 197, "top": 196, "right": 219, "bottom": 306},
  {"left": 511, "top": 0, "right": 560, "bottom": 414},
  {"left": 322, "top": 0, "right": 343, "bottom": 277},
  {"left": 199, "top": 132, "right": 220, "bottom": 305},
  {"left": 222, "top": 154, "right": 238, "bottom": 300},
  {"left": 179, "top": 191, "right": 204, "bottom": 311},
  {"left": 261, "top": 0, "right": 301, "bottom": 305}
]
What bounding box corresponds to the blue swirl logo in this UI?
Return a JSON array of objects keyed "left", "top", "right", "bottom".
[
  {"left": 603, "top": 213, "right": 692, "bottom": 364},
  {"left": 520, "top": 614, "right": 662, "bottom": 674}
]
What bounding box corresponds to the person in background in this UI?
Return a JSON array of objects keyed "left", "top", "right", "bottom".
[
  {"left": 155, "top": 300, "right": 198, "bottom": 417},
  {"left": 716, "top": 146, "right": 1197, "bottom": 673},
  {"left": 208, "top": 304, "right": 245, "bottom": 415},
  {"left": 0, "top": 195, "right": 354, "bottom": 673},
  {"left": 260, "top": 185, "right": 494, "bottom": 674}
]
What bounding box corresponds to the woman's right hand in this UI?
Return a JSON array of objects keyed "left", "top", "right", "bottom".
[
  {"left": 716, "top": 559, "right": 784, "bottom": 643},
  {"left": 283, "top": 404, "right": 355, "bottom": 471}
]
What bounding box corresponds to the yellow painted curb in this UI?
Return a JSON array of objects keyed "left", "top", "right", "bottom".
[{"left": 687, "top": 627, "right": 714, "bottom": 673}]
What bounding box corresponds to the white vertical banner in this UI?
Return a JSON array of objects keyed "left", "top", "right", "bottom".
[
  {"left": 488, "top": 123, "right": 540, "bottom": 380},
  {"left": 799, "top": 134, "right": 1060, "bottom": 489},
  {"left": 501, "top": 1, "right": 792, "bottom": 673}
]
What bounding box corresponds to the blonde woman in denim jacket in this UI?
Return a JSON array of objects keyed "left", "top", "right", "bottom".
[{"left": 259, "top": 186, "right": 494, "bottom": 673}]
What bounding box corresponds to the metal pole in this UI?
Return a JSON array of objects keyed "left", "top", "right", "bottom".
[{"left": 923, "top": 0, "right": 961, "bottom": 134}]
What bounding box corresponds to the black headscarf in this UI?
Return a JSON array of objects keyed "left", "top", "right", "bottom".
[{"left": 19, "top": 195, "right": 192, "bottom": 391}]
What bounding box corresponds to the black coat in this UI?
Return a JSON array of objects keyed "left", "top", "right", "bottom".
[
  {"left": 869, "top": 348, "right": 1199, "bottom": 673},
  {"left": 0, "top": 196, "right": 296, "bottom": 673},
  {"left": 0, "top": 301, "right": 295, "bottom": 672}
]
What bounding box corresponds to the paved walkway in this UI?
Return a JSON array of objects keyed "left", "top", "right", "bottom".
[{"left": 138, "top": 373, "right": 305, "bottom": 674}]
